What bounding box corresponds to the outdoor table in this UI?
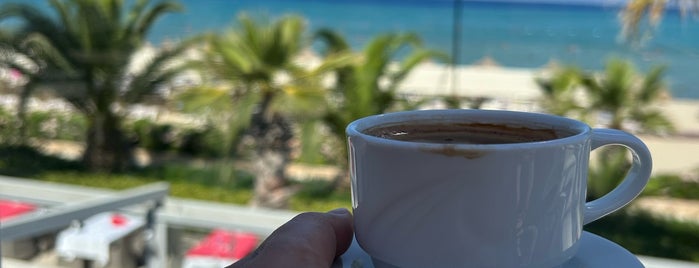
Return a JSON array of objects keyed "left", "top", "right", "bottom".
[
  {"left": 0, "top": 199, "right": 36, "bottom": 220},
  {"left": 0, "top": 199, "right": 38, "bottom": 259},
  {"left": 56, "top": 212, "right": 145, "bottom": 267},
  {"left": 182, "top": 229, "right": 259, "bottom": 268}
]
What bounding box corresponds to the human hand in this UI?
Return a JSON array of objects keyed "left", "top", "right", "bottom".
[{"left": 227, "top": 208, "right": 354, "bottom": 268}]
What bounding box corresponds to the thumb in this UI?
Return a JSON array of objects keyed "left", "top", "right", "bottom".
[{"left": 229, "top": 208, "right": 354, "bottom": 268}]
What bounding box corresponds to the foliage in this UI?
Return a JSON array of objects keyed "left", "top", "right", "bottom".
[
  {"left": 538, "top": 58, "right": 674, "bottom": 134},
  {"left": 581, "top": 58, "right": 673, "bottom": 133},
  {"left": 643, "top": 173, "right": 699, "bottom": 200},
  {"left": 539, "top": 59, "right": 675, "bottom": 203},
  {"left": 0, "top": 105, "right": 86, "bottom": 142},
  {"left": 125, "top": 118, "right": 231, "bottom": 157},
  {"left": 199, "top": 13, "right": 356, "bottom": 208},
  {"left": 26, "top": 110, "right": 87, "bottom": 141},
  {"left": 0, "top": 144, "right": 83, "bottom": 177},
  {"left": 39, "top": 170, "right": 254, "bottom": 204},
  {"left": 619, "top": 0, "right": 669, "bottom": 43},
  {"left": 315, "top": 29, "right": 447, "bottom": 167},
  {"left": 291, "top": 179, "right": 352, "bottom": 212},
  {"left": 0, "top": 144, "right": 352, "bottom": 210},
  {"left": 0, "top": 0, "right": 196, "bottom": 171},
  {"left": 535, "top": 65, "right": 588, "bottom": 119},
  {"left": 620, "top": 0, "right": 699, "bottom": 44},
  {"left": 129, "top": 118, "right": 176, "bottom": 152},
  {"left": 0, "top": 105, "right": 22, "bottom": 144},
  {"left": 296, "top": 120, "right": 331, "bottom": 165},
  {"left": 587, "top": 147, "right": 631, "bottom": 200},
  {"left": 201, "top": 14, "right": 352, "bottom": 124},
  {"left": 172, "top": 86, "right": 250, "bottom": 159},
  {"left": 178, "top": 125, "right": 230, "bottom": 157},
  {"left": 585, "top": 209, "right": 699, "bottom": 262}
]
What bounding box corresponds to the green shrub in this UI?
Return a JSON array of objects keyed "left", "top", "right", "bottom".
[
  {"left": 297, "top": 121, "right": 328, "bottom": 165},
  {"left": 0, "top": 107, "right": 86, "bottom": 142},
  {"left": 55, "top": 112, "right": 87, "bottom": 141},
  {"left": 0, "top": 145, "right": 83, "bottom": 177},
  {"left": 128, "top": 119, "right": 176, "bottom": 152},
  {"left": 587, "top": 147, "right": 630, "bottom": 200},
  {"left": 585, "top": 209, "right": 699, "bottom": 262},
  {"left": 643, "top": 174, "right": 699, "bottom": 200},
  {"left": 25, "top": 111, "right": 53, "bottom": 139},
  {"left": 0, "top": 106, "right": 21, "bottom": 144},
  {"left": 127, "top": 119, "right": 231, "bottom": 157},
  {"left": 178, "top": 125, "right": 230, "bottom": 157}
]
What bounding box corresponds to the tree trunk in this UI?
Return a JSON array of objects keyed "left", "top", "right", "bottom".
[
  {"left": 247, "top": 93, "right": 297, "bottom": 209},
  {"left": 82, "top": 110, "right": 133, "bottom": 172},
  {"left": 250, "top": 145, "right": 297, "bottom": 209}
]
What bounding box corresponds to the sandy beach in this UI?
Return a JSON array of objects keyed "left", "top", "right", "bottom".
[
  {"left": 394, "top": 62, "right": 699, "bottom": 176},
  {"left": 397, "top": 62, "right": 699, "bottom": 135}
]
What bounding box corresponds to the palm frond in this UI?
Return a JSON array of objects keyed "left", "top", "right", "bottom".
[
  {"left": 535, "top": 66, "right": 586, "bottom": 116},
  {"left": 124, "top": 36, "right": 200, "bottom": 101},
  {"left": 0, "top": 3, "right": 60, "bottom": 34},
  {"left": 48, "top": 0, "right": 73, "bottom": 37},
  {"left": 620, "top": 0, "right": 668, "bottom": 42},
  {"left": 108, "top": 0, "right": 124, "bottom": 25},
  {"left": 238, "top": 14, "right": 264, "bottom": 57},
  {"left": 135, "top": 1, "right": 182, "bottom": 38},
  {"left": 587, "top": 59, "right": 635, "bottom": 112},
  {"left": 313, "top": 28, "right": 350, "bottom": 55},
  {"left": 212, "top": 35, "right": 259, "bottom": 78},
  {"left": 638, "top": 65, "right": 667, "bottom": 102},
  {"left": 631, "top": 108, "right": 675, "bottom": 134},
  {"left": 303, "top": 52, "right": 356, "bottom": 77},
  {"left": 387, "top": 49, "right": 447, "bottom": 92},
  {"left": 124, "top": 0, "right": 150, "bottom": 38},
  {"left": 576, "top": 58, "right": 673, "bottom": 132},
  {"left": 22, "top": 32, "right": 77, "bottom": 75},
  {"left": 175, "top": 86, "right": 232, "bottom": 113}
]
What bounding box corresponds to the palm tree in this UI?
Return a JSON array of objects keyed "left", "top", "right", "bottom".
[
  {"left": 581, "top": 58, "right": 674, "bottom": 134},
  {"left": 620, "top": 0, "right": 698, "bottom": 42},
  {"left": 203, "top": 14, "right": 351, "bottom": 208},
  {"left": 316, "top": 30, "right": 447, "bottom": 183},
  {"left": 578, "top": 58, "right": 673, "bottom": 199},
  {"left": 537, "top": 59, "right": 673, "bottom": 134},
  {"left": 539, "top": 60, "right": 674, "bottom": 200},
  {"left": 535, "top": 65, "right": 588, "bottom": 118},
  {"left": 0, "top": 0, "right": 193, "bottom": 171}
]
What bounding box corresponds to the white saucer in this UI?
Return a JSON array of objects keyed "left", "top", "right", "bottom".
[{"left": 333, "top": 231, "right": 643, "bottom": 267}]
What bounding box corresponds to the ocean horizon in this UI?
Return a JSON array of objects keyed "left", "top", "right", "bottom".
[
  {"left": 156, "top": 0, "right": 699, "bottom": 99},
  {"left": 2, "top": 0, "right": 698, "bottom": 99}
]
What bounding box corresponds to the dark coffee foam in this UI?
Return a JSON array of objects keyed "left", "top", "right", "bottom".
[{"left": 365, "top": 122, "right": 563, "bottom": 144}]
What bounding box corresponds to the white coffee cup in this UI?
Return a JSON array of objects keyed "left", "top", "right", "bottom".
[{"left": 346, "top": 109, "right": 652, "bottom": 268}]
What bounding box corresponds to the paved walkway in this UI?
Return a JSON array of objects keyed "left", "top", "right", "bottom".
[
  {"left": 639, "top": 135, "right": 699, "bottom": 177},
  {"left": 633, "top": 196, "right": 699, "bottom": 223}
]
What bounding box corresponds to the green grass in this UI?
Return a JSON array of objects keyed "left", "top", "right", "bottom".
[
  {"left": 291, "top": 179, "right": 352, "bottom": 211},
  {"left": 0, "top": 144, "right": 348, "bottom": 211},
  {"left": 38, "top": 171, "right": 255, "bottom": 205}
]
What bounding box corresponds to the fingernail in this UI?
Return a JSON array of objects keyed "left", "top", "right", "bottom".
[{"left": 328, "top": 208, "right": 350, "bottom": 215}]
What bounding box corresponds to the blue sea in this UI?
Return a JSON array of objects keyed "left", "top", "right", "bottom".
[{"left": 4, "top": 0, "right": 699, "bottom": 99}]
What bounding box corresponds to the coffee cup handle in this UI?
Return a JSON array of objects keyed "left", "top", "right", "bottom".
[{"left": 583, "top": 128, "right": 652, "bottom": 225}]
